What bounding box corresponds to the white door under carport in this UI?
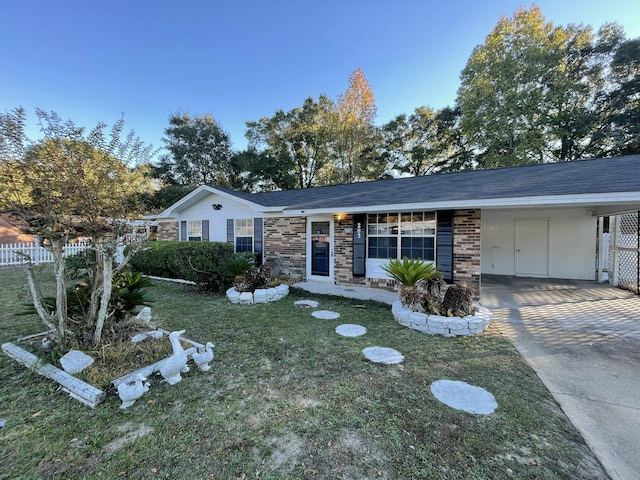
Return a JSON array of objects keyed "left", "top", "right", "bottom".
[{"left": 515, "top": 218, "right": 549, "bottom": 277}]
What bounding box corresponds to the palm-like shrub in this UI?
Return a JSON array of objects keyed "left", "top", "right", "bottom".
[{"left": 382, "top": 257, "right": 444, "bottom": 313}]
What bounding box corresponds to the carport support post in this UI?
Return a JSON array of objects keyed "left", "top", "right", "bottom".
[
  {"left": 612, "top": 215, "right": 620, "bottom": 287},
  {"left": 598, "top": 217, "right": 604, "bottom": 282}
]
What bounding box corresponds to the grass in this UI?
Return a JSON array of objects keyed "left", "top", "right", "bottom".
[{"left": 0, "top": 265, "right": 608, "bottom": 479}]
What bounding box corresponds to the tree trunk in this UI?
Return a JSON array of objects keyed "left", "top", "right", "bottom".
[
  {"left": 24, "top": 262, "right": 56, "bottom": 333},
  {"left": 50, "top": 238, "right": 68, "bottom": 346},
  {"left": 441, "top": 285, "right": 475, "bottom": 317},
  {"left": 86, "top": 247, "right": 104, "bottom": 328},
  {"left": 93, "top": 248, "right": 114, "bottom": 345}
]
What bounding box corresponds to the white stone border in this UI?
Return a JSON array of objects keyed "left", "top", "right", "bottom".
[
  {"left": 391, "top": 301, "right": 492, "bottom": 336},
  {"left": 226, "top": 284, "right": 290, "bottom": 304}
]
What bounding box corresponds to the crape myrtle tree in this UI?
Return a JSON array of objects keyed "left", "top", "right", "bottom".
[{"left": 0, "top": 107, "right": 154, "bottom": 346}]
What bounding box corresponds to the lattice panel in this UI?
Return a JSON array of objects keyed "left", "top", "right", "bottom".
[
  {"left": 616, "top": 212, "right": 639, "bottom": 294},
  {"left": 618, "top": 249, "right": 639, "bottom": 294},
  {"left": 618, "top": 213, "right": 639, "bottom": 248}
]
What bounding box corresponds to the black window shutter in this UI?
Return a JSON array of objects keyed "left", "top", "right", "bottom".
[
  {"left": 226, "top": 219, "right": 234, "bottom": 244},
  {"left": 202, "top": 220, "right": 209, "bottom": 241},
  {"left": 180, "top": 221, "right": 187, "bottom": 242},
  {"left": 353, "top": 214, "right": 366, "bottom": 277},
  {"left": 436, "top": 210, "right": 453, "bottom": 282},
  {"left": 253, "top": 218, "right": 263, "bottom": 264}
]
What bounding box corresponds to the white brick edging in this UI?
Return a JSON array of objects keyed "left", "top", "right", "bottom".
[
  {"left": 226, "top": 284, "right": 290, "bottom": 305},
  {"left": 391, "top": 301, "right": 492, "bottom": 336}
]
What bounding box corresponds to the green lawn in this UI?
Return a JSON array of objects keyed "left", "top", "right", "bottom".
[{"left": 0, "top": 265, "right": 607, "bottom": 479}]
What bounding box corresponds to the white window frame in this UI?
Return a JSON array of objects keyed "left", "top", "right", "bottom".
[
  {"left": 187, "top": 220, "right": 202, "bottom": 241},
  {"left": 234, "top": 218, "right": 254, "bottom": 253},
  {"left": 366, "top": 211, "right": 436, "bottom": 279}
]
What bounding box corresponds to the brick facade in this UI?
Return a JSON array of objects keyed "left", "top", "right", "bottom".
[
  {"left": 158, "top": 221, "right": 178, "bottom": 241},
  {"left": 332, "top": 210, "right": 481, "bottom": 295},
  {"left": 453, "top": 209, "right": 481, "bottom": 297},
  {"left": 263, "top": 216, "right": 306, "bottom": 280},
  {"left": 334, "top": 214, "right": 357, "bottom": 285},
  {"left": 260, "top": 210, "right": 481, "bottom": 296}
]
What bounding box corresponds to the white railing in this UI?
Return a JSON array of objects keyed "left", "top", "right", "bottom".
[{"left": 0, "top": 240, "right": 92, "bottom": 266}]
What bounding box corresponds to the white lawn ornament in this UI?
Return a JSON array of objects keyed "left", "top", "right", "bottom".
[
  {"left": 117, "top": 373, "right": 150, "bottom": 409},
  {"left": 135, "top": 307, "right": 152, "bottom": 322},
  {"left": 158, "top": 330, "right": 188, "bottom": 385},
  {"left": 192, "top": 342, "right": 214, "bottom": 371}
]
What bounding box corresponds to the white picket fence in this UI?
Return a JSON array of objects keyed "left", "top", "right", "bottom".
[{"left": 0, "top": 240, "right": 92, "bottom": 266}]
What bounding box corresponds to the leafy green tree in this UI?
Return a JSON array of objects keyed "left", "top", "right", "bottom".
[
  {"left": 139, "top": 184, "right": 193, "bottom": 212},
  {"left": 0, "top": 108, "right": 154, "bottom": 346},
  {"left": 593, "top": 36, "right": 640, "bottom": 155},
  {"left": 543, "top": 23, "right": 603, "bottom": 161},
  {"left": 383, "top": 106, "right": 447, "bottom": 176},
  {"left": 163, "top": 112, "right": 233, "bottom": 187},
  {"left": 431, "top": 106, "right": 475, "bottom": 172},
  {"left": 457, "top": 6, "right": 639, "bottom": 166},
  {"left": 246, "top": 96, "right": 334, "bottom": 189},
  {"left": 457, "top": 6, "right": 559, "bottom": 167},
  {"left": 228, "top": 148, "right": 297, "bottom": 192}
]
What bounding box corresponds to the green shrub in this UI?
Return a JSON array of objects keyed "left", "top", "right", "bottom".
[
  {"left": 65, "top": 250, "right": 92, "bottom": 279},
  {"left": 223, "top": 253, "right": 255, "bottom": 277},
  {"left": 127, "top": 241, "right": 237, "bottom": 291},
  {"left": 21, "top": 269, "right": 153, "bottom": 323}
]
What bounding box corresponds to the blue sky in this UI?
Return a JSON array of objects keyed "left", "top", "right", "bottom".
[{"left": 2, "top": 1, "right": 639, "bottom": 157}]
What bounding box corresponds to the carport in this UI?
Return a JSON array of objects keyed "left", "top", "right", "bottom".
[{"left": 481, "top": 274, "right": 640, "bottom": 480}]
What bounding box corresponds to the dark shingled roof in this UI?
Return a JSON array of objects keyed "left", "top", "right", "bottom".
[{"left": 213, "top": 155, "right": 640, "bottom": 210}]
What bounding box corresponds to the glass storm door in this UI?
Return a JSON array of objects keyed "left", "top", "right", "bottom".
[{"left": 311, "top": 221, "right": 330, "bottom": 276}]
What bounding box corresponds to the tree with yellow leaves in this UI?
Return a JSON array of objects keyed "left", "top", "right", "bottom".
[{"left": 330, "top": 68, "right": 382, "bottom": 184}]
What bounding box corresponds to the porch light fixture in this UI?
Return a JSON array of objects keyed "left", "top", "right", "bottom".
[{"left": 212, "top": 203, "right": 222, "bottom": 210}]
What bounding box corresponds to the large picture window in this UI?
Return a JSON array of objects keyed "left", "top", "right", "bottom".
[
  {"left": 367, "top": 212, "right": 435, "bottom": 261},
  {"left": 235, "top": 218, "right": 253, "bottom": 253}
]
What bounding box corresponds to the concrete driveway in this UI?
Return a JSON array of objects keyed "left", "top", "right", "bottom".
[{"left": 481, "top": 275, "right": 640, "bottom": 480}]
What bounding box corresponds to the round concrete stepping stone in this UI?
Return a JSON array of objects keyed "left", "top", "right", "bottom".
[
  {"left": 335, "top": 324, "right": 367, "bottom": 337},
  {"left": 430, "top": 380, "right": 497, "bottom": 415},
  {"left": 362, "top": 346, "right": 404, "bottom": 364},
  {"left": 312, "top": 310, "right": 340, "bottom": 320},
  {"left": 295, "top": 299, "right": 319, "bottom": 308}
]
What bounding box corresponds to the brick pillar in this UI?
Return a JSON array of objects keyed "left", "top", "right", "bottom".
[
  {"left": 334, "top": 214, "right": 359, "bottom": 285},
  {"left": 264, "top": 217, "right": 306, "bottom": 279},
  {"left": 157, "top": 221, "right": 178, "bottom": 241},
  {"left": 453, "top": 209, "right": 481, "bottom": 298}
]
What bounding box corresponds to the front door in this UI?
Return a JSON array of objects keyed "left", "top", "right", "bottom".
[
  {"left": 307, "top": 217, "right": 333, "bottom": 280},
  {"left": 515, "top": 218, "right": 549, "bottom": 277}
]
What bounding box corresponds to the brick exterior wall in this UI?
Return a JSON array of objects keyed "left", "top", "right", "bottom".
[
  {"left": 158, "top": 221, "right": 178, "bottom": 241},
  {"left": 264, "top": 217, "right": 306, "bottom": 280},
  {"left": 453, "top": 209, "right": 481, "bottom": 297},
  {"left": 334, "top": 214, "right": 357, "bottom": 285},
  {"left": 261, "top": 210, "right": 481, "bottom": 296}
]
